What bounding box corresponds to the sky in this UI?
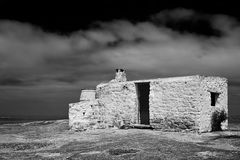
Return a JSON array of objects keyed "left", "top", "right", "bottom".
[{"left": 0, "top": 1, "right": 240, "bottom": 119}]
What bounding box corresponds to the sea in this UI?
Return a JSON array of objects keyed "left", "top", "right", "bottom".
[{"left": 0, "top": 117, "right": 66, "bottom": 125}]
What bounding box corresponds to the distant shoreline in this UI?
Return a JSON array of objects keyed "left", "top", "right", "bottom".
[
  {"left": 0, "top": 119, "right": 36, "bottom": 125},
  {"left": 0, "top": 117, "right": 67, "bottom": 125}
]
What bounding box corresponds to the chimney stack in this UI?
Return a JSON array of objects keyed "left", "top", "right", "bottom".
[{"left": 115, "top": 69, "right": 127, "bottom": 82}]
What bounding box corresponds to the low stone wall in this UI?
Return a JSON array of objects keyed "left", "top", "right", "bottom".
[
  {"left": 69, "top": 100, "right": 107, "bottom": 131},
  {"left": 79, "top": 90, "right": 96, "bottom": 101}
]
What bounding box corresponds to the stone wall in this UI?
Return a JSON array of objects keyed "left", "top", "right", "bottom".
[
  {"left": 149, "top": 76, "right": 202, "bottom": 131},
  {"left": 69, "top": 74, "right": 228, "bottom": 133},
  {"left": 96, "top": 76, "right": 203, "bottom": 131},
  {"left": 199, "top": 76, "right": 228, "bottom": 132},
  {"left": 96, "top": 82, "right": 138, "bottom": 127},
  {"left": 79, "top": 90, "right": 96, "bottom": 101},
  {"left": 69, "top": 100, "right": 107, "bottom": 131},
  {"left": 95, "top": 75, "right": 228, "bottom": 132}
]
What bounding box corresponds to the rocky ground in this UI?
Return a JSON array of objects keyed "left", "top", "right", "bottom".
[{"left": 0, "top": 120, "right": 240, "bottom": 160}]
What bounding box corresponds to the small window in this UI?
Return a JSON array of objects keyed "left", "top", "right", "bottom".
[{"left": 211, "top": 92, "right": 219, "bottom": 106}]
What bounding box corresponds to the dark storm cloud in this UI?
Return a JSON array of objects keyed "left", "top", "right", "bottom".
[
  {"left": 0, "top": 78, "right": 24, "bottom": 86},
  {"left": 1, "top": 9, "right": 240, "bottom": 88},
  {"left": 2, "top": 8, "right": 240, "bottom": 117},
  {"left": 151, "top": 8, "right": 222, "bottom": 37}
]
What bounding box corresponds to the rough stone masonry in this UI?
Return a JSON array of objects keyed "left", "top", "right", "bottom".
[{"left": 69, "top": 69, "right": 228, "bottom": 133}]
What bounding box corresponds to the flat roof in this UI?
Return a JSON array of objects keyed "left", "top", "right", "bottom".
[{"left": 97, "top": 75, "right": 227, "bottom": 88}]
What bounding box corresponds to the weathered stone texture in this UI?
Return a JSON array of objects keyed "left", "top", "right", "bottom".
[
  {"left": 96, "top": 82, "right": 138, "bottom": 126},
  {"left": 114, "top": 69, "right": 127, "bottom": 82},
  {"left": 110, "top": 69, "right": 127, "bottom": 83},
  {"left": 69, "top": 73, "right": 228, "bottom": 133},
  {"left": 149, "top": 76, "right": 201, "bottom": 131},
  {"left": 199, "top": 76, "right": 228, "bottom": 132},
  {"left": 79, "top": 90, "right": 96, "bottom": 101},
  {"left": 69, "top": 100, "right": 106, "bottom": 131}
]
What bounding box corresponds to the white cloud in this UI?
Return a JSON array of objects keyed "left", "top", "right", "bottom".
[
  {"left": 1, "top": 9, "right": 240, "bottom": 87},
  {"left": 2, "top": 8, "right": 240, "bottom": 117}
]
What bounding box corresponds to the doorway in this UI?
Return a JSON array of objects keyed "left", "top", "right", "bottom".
[{"left": 135, "top": 82, "right": 150, "bottom": 125}]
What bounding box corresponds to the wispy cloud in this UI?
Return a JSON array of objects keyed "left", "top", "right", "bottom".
[
  {"left": 1, "top": 9, "right": 240, "bottom": 88},
  {"left": 2, "top": 8, "right": 240, "bottom": 117}
]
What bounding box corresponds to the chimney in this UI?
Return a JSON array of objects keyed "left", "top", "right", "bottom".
[{"left": 115, "top": 69, "right": 127, "bottom": 82}]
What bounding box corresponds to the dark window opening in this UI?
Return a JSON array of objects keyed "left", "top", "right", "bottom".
[
  {"left": 211, "top": 92, "right": 219, "bottom": 106},
  {"left": 83, "top": 112, "right": 85, "bottom": 116},
  {"left": 135, "top": 82, "right": 150, "bottom": 125}
]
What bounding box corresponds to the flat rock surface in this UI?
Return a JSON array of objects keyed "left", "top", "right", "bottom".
[{"left": 0, "top": 120, "right": 240, "bottom": 159}]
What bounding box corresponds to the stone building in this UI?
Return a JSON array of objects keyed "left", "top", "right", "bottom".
[{"left": 69, "top": 69, "right": 228, "bottom": 132}]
